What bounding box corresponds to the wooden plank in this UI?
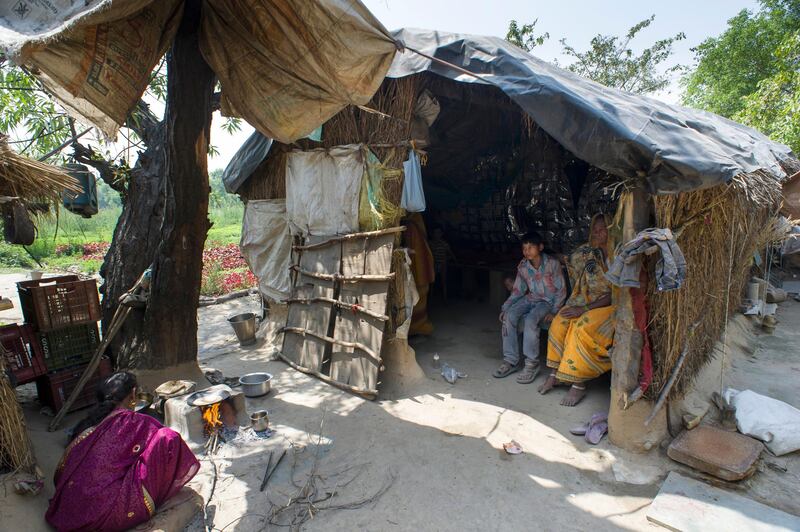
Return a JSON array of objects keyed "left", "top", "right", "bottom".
[
  {"left": 331, "top": 234, "right": 392, "bottom": 391},
  {"left": 282, "top": 236, "right": 340, "bottom": 371},
  {"left": 647, "top": 472, "right": 800, "bottom": 532}
]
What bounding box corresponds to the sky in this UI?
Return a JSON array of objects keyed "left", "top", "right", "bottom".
[{"left": 206, "top": 0, "right": 763, "bottom": 170}]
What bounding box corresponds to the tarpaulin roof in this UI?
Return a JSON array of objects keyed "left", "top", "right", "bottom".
[
  {"left": 389, "top": 29, "right": 795, "bottom": 194},
  {"left": 0, "top": 0, "right": 396, "bottom": 143}
]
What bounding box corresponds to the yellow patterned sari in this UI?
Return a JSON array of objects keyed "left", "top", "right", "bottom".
[{"left": 546, "top": 216, "right": 616, "bottom": 383}]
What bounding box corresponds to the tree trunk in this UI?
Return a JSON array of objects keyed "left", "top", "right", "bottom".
[{"left": 102, "top": 0, "right": 213, "bottom": 371}]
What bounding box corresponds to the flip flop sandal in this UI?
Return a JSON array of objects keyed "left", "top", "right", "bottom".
[
  {"left": 492, "top": 362, "right": 518, "bottom": 378},
  {"left": 585, "top": 420, "right": 608, "bottom": 445},
  {"left": 569, "top": 412, "right": 608, "bottom": 436},
  {"left": 516, "top": 363, "right": 541, "bottom": 384}
]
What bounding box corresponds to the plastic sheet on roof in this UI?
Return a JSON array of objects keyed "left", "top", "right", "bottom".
[{"left": 388, "top": 28, "right": 795, "bottom": 194}]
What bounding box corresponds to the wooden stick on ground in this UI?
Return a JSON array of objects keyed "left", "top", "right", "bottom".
[
  {"left": 259, "top": 451, "right": 274, "bottom": 492},
  {"left": 48, "top": 271, "right": 147, "bottom": 431}
]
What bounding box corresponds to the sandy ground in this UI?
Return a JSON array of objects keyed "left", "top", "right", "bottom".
[{"left": 1, "top": 274, "right": 799, "bottom": 531}]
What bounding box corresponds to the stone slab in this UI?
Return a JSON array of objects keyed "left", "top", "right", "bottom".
[
  {"left": 667, "top": 424, "right": 763, "bottom": 481},
  {"left": 647, "top": 472, "right": 800, "bottom": 532}
]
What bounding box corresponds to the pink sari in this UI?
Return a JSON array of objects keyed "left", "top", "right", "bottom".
[{"left": 46, "top": 409, "right": 199, "bottom": 532}]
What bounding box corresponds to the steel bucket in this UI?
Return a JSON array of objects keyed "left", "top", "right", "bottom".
[{"left": 228, "top": 312, "right": 257, "bottom": 346}]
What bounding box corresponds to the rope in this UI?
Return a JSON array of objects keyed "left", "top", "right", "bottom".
[{"left": 719, "top": 213, "right": 736, "bottom": 395}]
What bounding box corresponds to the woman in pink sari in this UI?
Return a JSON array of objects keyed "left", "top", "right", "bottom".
[{"left": 46, "top": 372, "right": 199, "bottom": 532}]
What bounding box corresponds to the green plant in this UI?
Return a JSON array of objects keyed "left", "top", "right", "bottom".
[
  {"left": 0, "top": 243, "right": 34, "bottom": 269},
  {"left": 200, "top": 260, "right": 226, "bottom": 296}
]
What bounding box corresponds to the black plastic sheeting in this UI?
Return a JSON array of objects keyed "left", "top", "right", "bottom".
[
  {"left": 223, "top": 131, "right": 273, "bottom": 194},
  {"left": 389, "top": 28, "right": 794, "bottom": 194},
  {"left": 224, "top": 27, "right": 796, "bottom": 195}
]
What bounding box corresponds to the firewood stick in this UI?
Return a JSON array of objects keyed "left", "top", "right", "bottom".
[{"left": 259, "top": 451, "right": 274, "bottom": 492}]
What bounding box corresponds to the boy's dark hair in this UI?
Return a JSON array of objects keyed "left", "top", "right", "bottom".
[{"left": 520, "top": 231, "right": 544, "bottom": 246}]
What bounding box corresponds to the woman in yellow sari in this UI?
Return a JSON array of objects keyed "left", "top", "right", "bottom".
[{"left": 539, "top": 214, "right": 615, "bottom": 406}]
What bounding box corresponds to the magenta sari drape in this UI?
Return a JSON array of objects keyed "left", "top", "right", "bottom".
[{"left": 46, "top": 409, "right": 199, "bottom": 532}]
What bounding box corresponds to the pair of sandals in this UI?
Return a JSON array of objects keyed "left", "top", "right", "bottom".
[
  {"left": 569, "top": 412, "right": 608, "bottom": 445},
  {"left": 493, "top": 360, "right": 540, "bottom": 384}
]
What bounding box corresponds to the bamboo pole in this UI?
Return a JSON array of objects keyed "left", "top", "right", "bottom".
[
  {"left": 277, "top": 352, "right": 378, "bottom": 399},
  {"left": 292, "top": 226, "right": 405, "bottom": 251},
  {"left": 290, "top": 266, "right": 394, "bottom": 283},
  {"left": 48, "top": 271, "right": 147, "bottom": 431}
]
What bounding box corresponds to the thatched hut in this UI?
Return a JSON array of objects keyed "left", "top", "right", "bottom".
[{"left": 224, "top": 29, "right": 798, "bottom": 449}]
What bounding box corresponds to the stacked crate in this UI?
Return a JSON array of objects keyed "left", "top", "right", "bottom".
[{"left": 15, "top": 275, "right": 110, "bottom": 412}]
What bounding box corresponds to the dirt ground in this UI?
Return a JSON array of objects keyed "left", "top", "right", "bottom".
[{"left": 1, "top": 274, "right": 799, "bottom": 531}]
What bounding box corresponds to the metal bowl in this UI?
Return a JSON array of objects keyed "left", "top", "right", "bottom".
[
  {"left": 238, "top": 372, "right": 272, "bottom": 397},
  {"left": 250, "top": 410, "right": 269, "bottom": 432}
]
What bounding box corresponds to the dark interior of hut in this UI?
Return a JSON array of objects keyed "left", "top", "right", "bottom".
[{"left": 414, "top": 77, "right": 621, "bottom": 311}]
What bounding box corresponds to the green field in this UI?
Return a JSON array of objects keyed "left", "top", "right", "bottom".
[{"left": 0, "top": 203, "right": 244, "bottom": 274}]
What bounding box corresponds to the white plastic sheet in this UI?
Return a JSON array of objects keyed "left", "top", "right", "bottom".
[
  {"left": 724, "top": 388, "right": 800, "bottom": 456},
  {"left": 401, "top": 149, "right": 425, "bottom": 212},
  {"left": 285, "top": 145, "right": 362, "bottom": 236},
  {"left": 240, "top": 199, "right": 292, "bottom": 302}
]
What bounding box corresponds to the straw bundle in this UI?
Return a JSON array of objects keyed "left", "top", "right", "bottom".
[
  {"left": 238, "top": 147, "right": 287, "bottom": 200},
  {"left": 647, "top": 170, "right": 783, "bottom": 399},
  {"left": 0, "top": 355, "right": 35, "bottom": 472},
  {"left": 0, "top": 136, "right": 79, "bottom": 202},
  {"left": 322, "top": 76, "right": 420, "bottom": 168}
]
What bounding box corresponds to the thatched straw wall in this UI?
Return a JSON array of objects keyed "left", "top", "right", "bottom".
[
  {"left": 647, "top": 170, "right": 784, "bottom": 398},
  {"left": 0, "top": 356, "right": 35, "bottom": 472},
  {"left": 238, "top": 147, "right": 288, "bottom": 200}
]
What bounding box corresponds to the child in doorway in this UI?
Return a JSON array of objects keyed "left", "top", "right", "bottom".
[
  {"left": 429, "top": 226, "right": 456, "bottom": 301},
  {"left": 493, "top": 232, "right": 567, "bottom": 384}
]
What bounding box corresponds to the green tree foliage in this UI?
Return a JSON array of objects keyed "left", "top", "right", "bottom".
[
  {"left": 505, "top": 16, "right": 685, "bottom": 95},
  {"left": 506, "top": 19, "right": 549, "bottom": 51},
  {"left": 208, "top": 168, "right": 240, "bottom": 209},
  {"left": 0, "top": 61, "right": 73, "bottom": 158},
  {"left": 559, "top": 16, "right": 685, "bottom": 94},
  {"left": 735, "top": 32, "right": 800, "bottom": 152},
  {"left": 683, "top": 0, "right": 800, "bottom": 152},
  {"left": 683, "top": 1, "right": 800, "bottom": 119}
]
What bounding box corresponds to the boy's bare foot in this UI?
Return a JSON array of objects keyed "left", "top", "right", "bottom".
[
  {"left": 560, "top": 384, "right": 587, "bottom": 406},
  {"left": 538, "top": 372, "right": 559, "bottom": 394}
]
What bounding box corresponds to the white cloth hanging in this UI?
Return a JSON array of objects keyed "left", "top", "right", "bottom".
[
  {"left": 285, "top": 145, "right": 363, "bottom": 236},
  {"left": 240, "top": 199, "right": 292, "bottom": 301}
]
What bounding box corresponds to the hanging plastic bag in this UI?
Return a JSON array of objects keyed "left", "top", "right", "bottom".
[{"left": 401, "top": 149, "right": 426, "bottom": 212}]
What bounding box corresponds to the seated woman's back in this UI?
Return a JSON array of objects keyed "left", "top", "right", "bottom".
[{"left": 46, "top": 372, "right": 199, "bottom": 532}]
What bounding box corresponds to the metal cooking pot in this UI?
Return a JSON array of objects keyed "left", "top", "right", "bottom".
[
  {"left": 238, "top": 372, "right": 272, "bottom": 397},
  {"left": 250, "top": 410, "right": 269, "bottom": 432}
]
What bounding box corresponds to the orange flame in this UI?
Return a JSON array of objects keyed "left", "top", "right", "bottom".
[{"left": 201, "top": 403, "right": 222, "bottom": 434}]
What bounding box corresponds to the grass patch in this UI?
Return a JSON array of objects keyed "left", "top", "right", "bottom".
[{"left": 0, "top": 203, "right": 244, "bottom": 274}]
